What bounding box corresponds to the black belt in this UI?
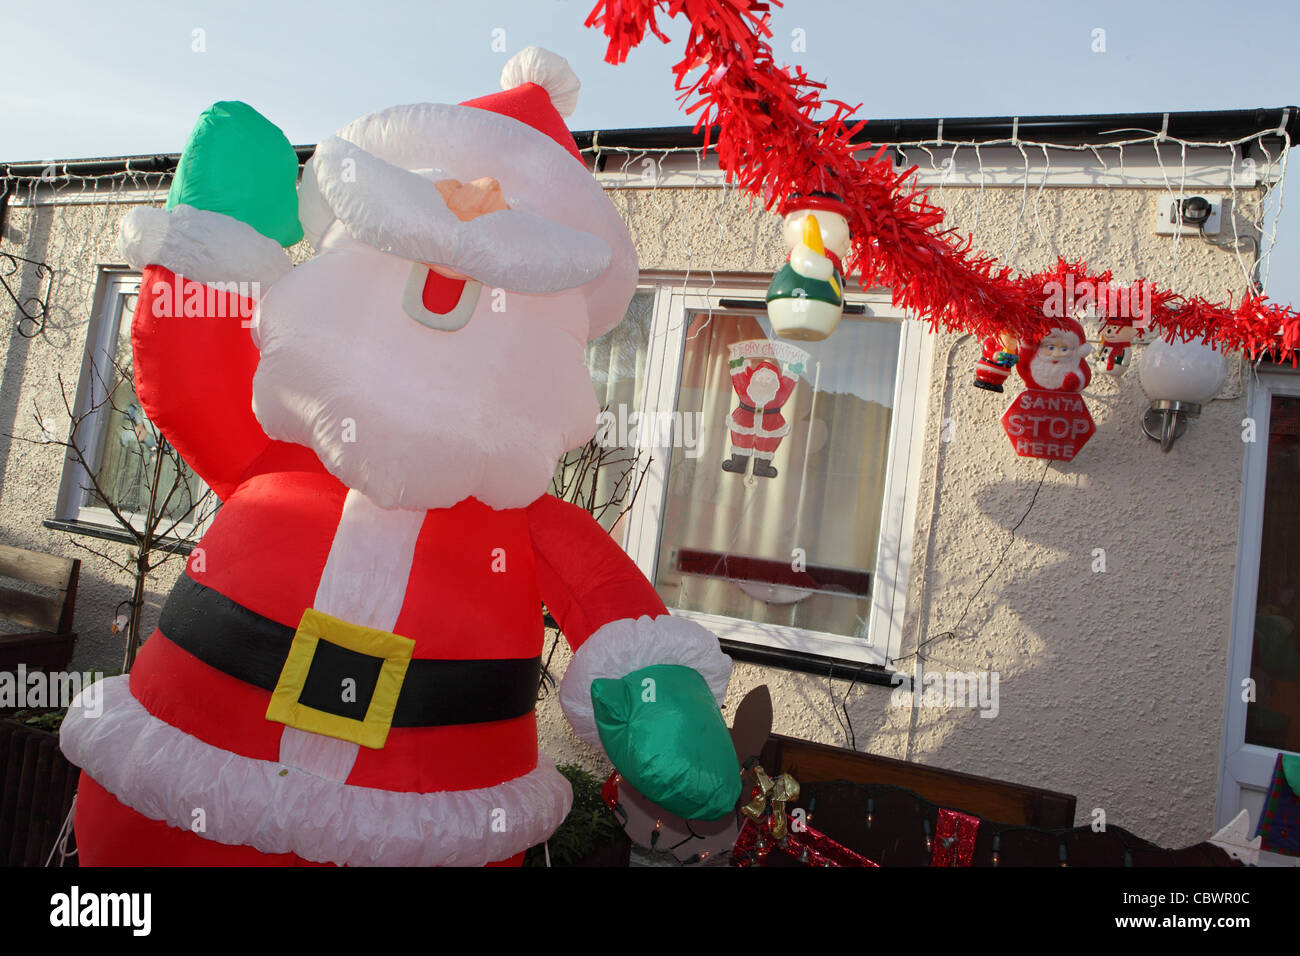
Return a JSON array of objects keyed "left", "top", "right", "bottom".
[{"left": 159, "top": 574, "right": 540, "bottom": 727}]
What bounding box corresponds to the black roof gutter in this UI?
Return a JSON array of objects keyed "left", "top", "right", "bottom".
[
  {"left": 2, "top": 107, "right": 1295, "bottom": 179},
  {"left": 571, "top": 106, "right": 1298, "bottom": 152}
]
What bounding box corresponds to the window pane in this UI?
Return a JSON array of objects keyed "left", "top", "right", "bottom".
[
  {"left": 654, "top": 309, "right": 901, "bottom": 639},
  {"left": 554, "top": 291, "right": 654, "bottom": 536},
  {"left": 1246, "top": 393, "right": 1300, "bottom": 754},
  {"left": 86, "top": 291, "right": 203, "bottom": 524}
]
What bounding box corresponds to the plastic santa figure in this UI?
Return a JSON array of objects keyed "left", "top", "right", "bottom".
[
  {"left": 765, "top": 193, "right": 851, "bottom": 341},
  {"left": 60, "top": 47, "right": 739, "bottom": 867},
  {"left": 1016, "top": 317, "right": 1093, "bottom": 392},
  {"left": 972, "top": 331, "right": 1020, "bottom": 392},
  {"left": 722, "top": 356, "right": 802, "bottom": 479}
]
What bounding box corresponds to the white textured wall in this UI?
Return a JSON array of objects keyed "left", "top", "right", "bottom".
[
  {"left": 0, "top": 200, "right": 176, "bottom": 675},
  {"left": 0, "top": 171, "right": 1260, "bottom": 849}
]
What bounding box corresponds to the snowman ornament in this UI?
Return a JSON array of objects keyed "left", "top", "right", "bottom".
[{"left": 765, "top": 193, "right": 852, "bottom": 341}]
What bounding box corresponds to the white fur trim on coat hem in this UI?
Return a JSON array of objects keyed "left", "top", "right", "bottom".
[
  {"left": 559, "top": 614, "right": 732, "bottom": 748},
  {"left": 727, "top": 420, "right": 791, "bottom": 438},
  {"left": 59, "top": 676, "right": 571, "bottom": 867},
  {"left": 118, "top": 204, "right": 292, "bottom": 288}
]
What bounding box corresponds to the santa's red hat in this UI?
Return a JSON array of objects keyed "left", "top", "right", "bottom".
[
  {"left": 461, "top": 47, "right": 584, "bottom": 164},
  {"left": 1035, "top": 316, "right": 1087, "bottom": 345},
  {"left": 298, "top": 46, "right": 636, "bottom": 339},
  {"left": 1016, "top": 315, "right": 1087, "bottom": 360}
]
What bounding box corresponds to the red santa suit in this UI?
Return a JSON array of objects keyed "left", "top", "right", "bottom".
[
  {"left": 728, "top": 360, "right": 799, "bottom": 461},
  {"left": 973, "top": 336, "right": 1017, "bottom": 392},
  {"left": 61, "top": 49, "right": 733, "bottom": 867}
]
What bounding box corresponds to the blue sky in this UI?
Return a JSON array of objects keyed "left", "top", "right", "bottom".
[{"left": 4, "top": 0, "right": 1297, "bottom": 306}]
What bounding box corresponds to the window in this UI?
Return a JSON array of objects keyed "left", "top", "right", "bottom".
[
  {"left": 596, "top": 281, "right": 931, "bottom": 670},
  {"left": 554, "top": 290, "right": 656, "bottom": 540},
  {"left": 53, "top": 271, "right": 211, "bottom": 541},
  {"left": 1220, "top": 368, "right": 1300, "bottom": 830},
  {"left": 1245, "top": 392, "right": 1300, "bottom": 755}
]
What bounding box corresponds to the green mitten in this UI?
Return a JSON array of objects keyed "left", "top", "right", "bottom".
[
  {"left": 167, "top": 100, "right": 302, "bottom": 247},
  {"left": 591, "top": 664, "right": 740, "bottom": 821}
]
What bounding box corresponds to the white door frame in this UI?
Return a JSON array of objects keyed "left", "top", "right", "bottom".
[{"left": 1217, "top": 365, "right": 1300, "bottom": 829}]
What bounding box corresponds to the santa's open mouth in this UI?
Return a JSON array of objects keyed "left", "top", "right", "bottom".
[{"left": 401, "top": 263, "right": 481, "bottom": 331}]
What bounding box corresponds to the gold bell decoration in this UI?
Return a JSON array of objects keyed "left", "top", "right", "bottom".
[{"left": 740, "top": 763, "right": 801, "bottom": 841}]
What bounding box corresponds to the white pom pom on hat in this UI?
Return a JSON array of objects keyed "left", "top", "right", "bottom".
[{"left": 500, "top": 46, "right": 581, "bottom": 118}]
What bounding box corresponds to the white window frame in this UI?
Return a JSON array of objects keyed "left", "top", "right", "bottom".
[
  {"left": 1218, "top": 365, "right": 1300, "bottom": 838},
  {"left": 620, "top": 280, "right": 932, "bottom": 668},
  {"left": 55, "top": 270, "right": 213, "bottom": 541}
]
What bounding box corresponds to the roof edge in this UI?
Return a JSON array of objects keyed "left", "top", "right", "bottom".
[{"left": 3, "top": 106, "right": 1295, "bottom": 176}]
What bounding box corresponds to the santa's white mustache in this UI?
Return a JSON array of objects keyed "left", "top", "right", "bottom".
[{"left": 310, "top": 135, "right": 612, "bottom": 295}]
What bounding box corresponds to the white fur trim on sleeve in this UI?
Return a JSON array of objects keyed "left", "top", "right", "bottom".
[
  {"left": 559, "top": 614, "right": 732, "bottom": 748},
  {"left": 118, "top": 204, "right": 292, "bottom": 288}
]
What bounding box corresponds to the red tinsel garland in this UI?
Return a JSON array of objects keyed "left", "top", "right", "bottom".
[{"left": 584, "top": 0, "right": 1299, "bottom": 359}]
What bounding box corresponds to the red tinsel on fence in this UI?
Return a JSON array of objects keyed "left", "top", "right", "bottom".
[{"left": 584, "top": 0, "right": 1299, "bottom": 358}]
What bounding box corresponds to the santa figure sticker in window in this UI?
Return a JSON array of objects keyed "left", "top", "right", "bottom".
[
  {"left": 1000, "top": 317, "right": 1096, "bottom": 462},
  {"left": 765, "top": 193, "right": 851, "bottom": 341},
  {"left": 722, "top": 339, "right": 809, "bottom": 480}
]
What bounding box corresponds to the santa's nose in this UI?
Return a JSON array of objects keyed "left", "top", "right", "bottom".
[{"left": 434, "top": 177, "right": 509, "bottom": 222}]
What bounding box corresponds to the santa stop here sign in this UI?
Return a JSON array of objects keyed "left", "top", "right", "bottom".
[{"left": 1001, "top": 388, "right": 1095, "bottom": 461}]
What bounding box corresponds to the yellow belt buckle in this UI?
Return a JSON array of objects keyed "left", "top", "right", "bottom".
[{"left": 265, "top": 608, "right": 416, "bottom": 749}]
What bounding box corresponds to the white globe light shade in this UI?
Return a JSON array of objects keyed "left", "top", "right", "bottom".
[{"left": 1139, "top": 336, "right": 1228, "bottom": 403}]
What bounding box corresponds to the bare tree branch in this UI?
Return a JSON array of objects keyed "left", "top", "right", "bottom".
[
  {"left": 22, "top": 354, "right": 217, "bottom": 672},
  {"left": 65, "top": 536, "right": 133, "bottom": 574}
]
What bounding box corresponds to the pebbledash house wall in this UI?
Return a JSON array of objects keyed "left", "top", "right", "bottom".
[
  {"left": 0, "top": 117, "right": 1274, "bottom": 848},
  {"left": 564, "top": 173, "right": 1261, "bottom": 850}
]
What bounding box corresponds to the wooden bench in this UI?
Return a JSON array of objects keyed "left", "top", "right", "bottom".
[
  {"left": 0, "top": 543, "right": 80, "bottom": 673},
  {"left": 759, "top": 732, "right": 1077, "bottom": 828}
]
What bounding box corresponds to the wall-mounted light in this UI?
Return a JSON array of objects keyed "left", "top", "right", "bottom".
[
  {"left": 1138, "top": 335, "right": 1228, "bottom": 452},
  {"left": 1154, "top": 195, "right": 1221, "bottom": 237},
  {"left": 1175, "top": 196, "right": 1213, "bottom": 227}
]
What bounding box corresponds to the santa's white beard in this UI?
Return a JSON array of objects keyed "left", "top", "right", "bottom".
[
  {"left": 251, "top": 248, "right": 598, "bottom": 511},
  {"left": 748, "top": 372, "right": 780, "bottom": 407},
  {"left": 1029, "top": 352, "right": 1073, "bottom": 390}
]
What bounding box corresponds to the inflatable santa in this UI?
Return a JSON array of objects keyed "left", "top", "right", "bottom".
[{"left": 60, "top": 47, "right": 739, "bottom": 866}]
